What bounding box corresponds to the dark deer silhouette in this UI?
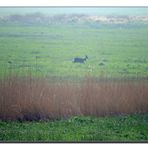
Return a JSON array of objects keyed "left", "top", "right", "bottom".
[{"left": 73, "top": 55, "right": 88, "bottom": 64}]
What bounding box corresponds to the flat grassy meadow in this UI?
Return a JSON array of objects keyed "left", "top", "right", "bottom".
[
  {"left": 0, "top": 8, "right": 148, "bottom": 142},
  {"left": 0, "top": 24, "right": 148, "bottom": 79}
]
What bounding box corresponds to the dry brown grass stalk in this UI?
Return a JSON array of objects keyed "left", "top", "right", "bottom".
[{"left": 0, "top": 76, "right": 148, "bottom": 121}]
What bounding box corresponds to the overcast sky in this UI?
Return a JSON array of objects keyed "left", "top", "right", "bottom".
[{"left": 0, "top": 7, "right": 148, "bottom": 16}]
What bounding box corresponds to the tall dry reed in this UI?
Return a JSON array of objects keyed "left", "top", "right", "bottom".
[{"left": 0, "top": 76, "right": 148, "bottom": 121}]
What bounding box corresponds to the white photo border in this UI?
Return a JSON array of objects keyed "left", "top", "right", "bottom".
[{"left": 0, "top": 0, "right": 148, "bottom": 7}]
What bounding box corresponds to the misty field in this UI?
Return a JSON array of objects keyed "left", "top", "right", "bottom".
[
  {"left": 0, "top": 24, "right": 148, "bottom": 79},
  {"left": 0, "top": 10, "right": 148, "bottom": 142}
]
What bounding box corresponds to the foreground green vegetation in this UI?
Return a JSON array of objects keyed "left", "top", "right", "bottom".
[{"left": 0, "top": 113, "right": 148, "bottom": 142}]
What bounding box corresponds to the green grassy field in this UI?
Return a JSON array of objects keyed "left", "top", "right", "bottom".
[
  {"left": 0, "top": 113, "right": 147, "bottom": 142},
  {"left": 0, "top": 24, "right": 148, "bottom": 79}
]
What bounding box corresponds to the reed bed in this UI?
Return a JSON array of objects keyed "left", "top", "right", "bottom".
[{"left": 0, "top": 76, "right": 148, "bottom": 121}]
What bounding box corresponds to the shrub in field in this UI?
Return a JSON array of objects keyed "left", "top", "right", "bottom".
[{"left": 0, "top": 76, "right": 148, "bottom": 121}]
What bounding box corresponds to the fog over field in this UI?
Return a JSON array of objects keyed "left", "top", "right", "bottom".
[
  {"left": 0, "top": 7, "right": 148, "bottom": 25},
  {"left": 0, "top": 7, "right": 148, "bottom": 79},
  {"left": 0, "top": 13, "right": 148, "bottom": 25}
]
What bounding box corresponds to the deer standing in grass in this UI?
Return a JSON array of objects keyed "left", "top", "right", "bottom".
[{"left": 73, "top": 55, "right": 88, "bottom": 64}]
